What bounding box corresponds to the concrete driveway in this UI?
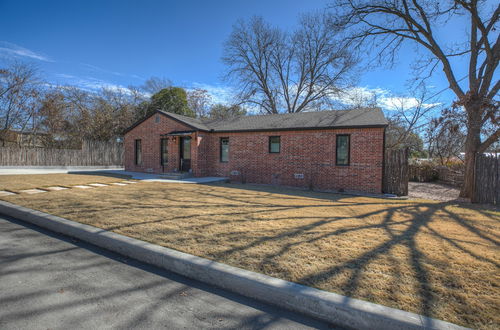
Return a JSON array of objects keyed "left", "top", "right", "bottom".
[{"left": 0, "top": 215, "right": 331, "bottom": 329}]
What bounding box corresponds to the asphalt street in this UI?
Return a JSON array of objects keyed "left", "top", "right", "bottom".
[{"left": 0, "top": 214, "right": 333, "bottom": 329}]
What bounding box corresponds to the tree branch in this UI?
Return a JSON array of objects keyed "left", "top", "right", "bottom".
[{"left": 478, "top": 128, "right": 500, "bottom": 154}]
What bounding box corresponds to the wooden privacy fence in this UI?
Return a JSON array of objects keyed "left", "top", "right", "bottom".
[
  {"left": 473, "top": 155, "right": 499, "bottom": 205},
  {"left": 436, "top": 166, "right": 464, "bottom": 187},
  {"left": 409, "top": 165, "right": 464, "bottom": 187},
  {"left": 383, "top": 148, "right": 409, "bottom": 196},
  {"left": 0, "top": 140, "right": 123, "bottom": 166},
  {"left": 409, "top": 164, "right": 437, "bottom": 182}
]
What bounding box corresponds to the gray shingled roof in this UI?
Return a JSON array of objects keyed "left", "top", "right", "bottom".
[
  {"left": 160, "top": 107, "right": 387, "bottom": 132},
  {"left": 161, "top": 112, "right": 211, "bottom": 131}
]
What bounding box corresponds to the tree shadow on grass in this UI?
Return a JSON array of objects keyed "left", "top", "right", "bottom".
[
  {"left": 146, "top": 184, "right": 498, "bottom": 327},
  {"left": 10, "top": 181, "right": 499, "bottom": 328}
]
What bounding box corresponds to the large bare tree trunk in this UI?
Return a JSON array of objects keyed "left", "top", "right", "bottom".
[
  {"left": 330, "top": 0, "right": 499, "bottom": 202},
  {"left": 460, "top": 106, "right": 482, "bottom": 198}
]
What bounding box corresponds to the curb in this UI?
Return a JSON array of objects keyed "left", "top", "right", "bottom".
[{"left": 0, "top": 200, "right": 467, "bottom": 330}]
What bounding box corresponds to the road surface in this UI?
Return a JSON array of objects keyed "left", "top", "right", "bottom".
[{"left": 0, "top": 214, "right": 332, "bottom": 329}]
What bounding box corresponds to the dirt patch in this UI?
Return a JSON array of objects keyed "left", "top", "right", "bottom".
[
  {"left": 409, "top": 181, "right": 462, "bottom": 202},
  {"left": 1, "top": 181, "right": 499, "bottom": 329}
]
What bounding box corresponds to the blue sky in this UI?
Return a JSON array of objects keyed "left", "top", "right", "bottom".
[{"left": 0, "top": 0, "right": 485, "bottom": 110}]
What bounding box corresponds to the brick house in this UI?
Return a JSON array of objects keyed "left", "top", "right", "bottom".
[{"left": 123, "top": 108, "right": 388, "bottom": 193}]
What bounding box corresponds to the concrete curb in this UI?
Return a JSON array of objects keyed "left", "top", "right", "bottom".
[{"left": 0, "top": 200, "right": 467, "bottom": 330}]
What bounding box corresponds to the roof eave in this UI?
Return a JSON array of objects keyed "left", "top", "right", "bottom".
[
  {"left": 209, "top": 124, "right": 388, "bottom": 133},
  {"left": 157, "top": 110, "right": 209, "bottom": 132},
  {"left": 123, "top": 110, "right": 208, "bottom": 135}
]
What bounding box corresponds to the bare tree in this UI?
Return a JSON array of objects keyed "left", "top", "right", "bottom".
[
  {"left": 331, "top": 0, "right": 499, "bottom": 198},
  {"left": 335, "top": 87, "right": 378, "bottom": 109},
  {"left": 384, "top": 88, "right": 439, "bottom": 154},
  {"left": 0, "top": 62, "right": 42, "bottom": 146},
  {"left": 37, "top": 84, "right": 145, "bottom": 146},
  {"left": 38, "top": 89, "right": 73, "bottom": 147},
  {"left": 208, "top": 103, "right": 247, "bottom": 120},
  {"left": 141, "top": 76, "right": 172, "bottom": 95},
  {"left": 187, "top": 88, "right": 213, "bottom": 118},
  {"left": 425, "top": 109, "right": 467, "bottom": 164},
  {"left": 222, "top": 14, "right": 357, "bottom": 114}
]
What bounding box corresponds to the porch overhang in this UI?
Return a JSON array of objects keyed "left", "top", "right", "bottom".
[{"left": 162, "top": 130, "right": 197, "bottom": 137}]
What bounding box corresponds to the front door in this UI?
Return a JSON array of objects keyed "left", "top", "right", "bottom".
[{"left": 179, "top": 136, "right": 191, "bottom": 172}]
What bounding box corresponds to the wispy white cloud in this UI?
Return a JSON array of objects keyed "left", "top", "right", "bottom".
[
  {"left": 379, "top": 96, "right": 441, "bottom": 110},
  {"left": 188, "top": 82, "right": 263, "bottom": 114},
  {"left": 0, "top": 41, "right": 53, "bottom": 62},
  {"left": 54, "top": 73, "right": 77, "bottom": 79},
  {"left": 334, "top": 86, "right": 441, "bottom": 111},
  {"left": 187, "top": 83, "right": 441, "bottom": 114},
  {"left": 190, "top": 82, "right": 236, "bottom": 104},
  {"left": 80, "top": 62, "right": 143, "bottom": 80},
  {"left": 53, "top": 74, "right": 134, "bottom": 95},
  {"left": 76, "top": 77, "right": 133, "bottom": 94}
]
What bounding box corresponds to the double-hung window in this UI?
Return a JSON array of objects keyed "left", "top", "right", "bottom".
[
  {"left": 336, "top": 135, "right": 350, "bottom": 166},
  {"left": 134, "top": 139, "right": 142, "bottom": 165},
  {"left": 269, "top": 136, "right": 280, "bottom": 153},
  {"left": 220, "top": 137, "right": 229, "bottom": 162},
  {"left": 160, "top": 138, "right": 168, "bottom": 165}
]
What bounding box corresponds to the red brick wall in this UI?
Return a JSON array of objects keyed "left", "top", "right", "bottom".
[
  {"left": 200, "top": 128, "right": 384, "bottom": 193},
  {"left": 124, "top": 113, "right": 385, "bottom": 193},
  {"left": 124, "top": 113, "right": 196, "bottom": 174}
]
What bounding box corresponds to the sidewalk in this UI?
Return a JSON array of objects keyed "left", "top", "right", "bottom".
[{"left": 0, "top": 167, "right": 228, "bottom": 184}]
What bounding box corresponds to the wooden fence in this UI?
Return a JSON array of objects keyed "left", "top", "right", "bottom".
[
  {"left": 473, "top": 155, "right": 499, "bottom": 205},
  {"left": 383, "top": 148, "right": 409, "bottom": 196},
  {"left": 409, "top": 164, "right": 437, "bottom": 182},
  {"left": 409, "top": 165, "right": 464, "bottom": 187},
  {"left": 0, "top": 140, "right": 123, "bottom": 166},
  {"left": 437, "top": 167, "right": 464, "bottom": 187}
]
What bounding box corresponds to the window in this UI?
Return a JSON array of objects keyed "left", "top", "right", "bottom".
[
  {"left": 134, "top": 139, "right": 142, "bottom": 165},
  {"left": 155, "top": 114, "right": 161, "bottom": 123},
  {"left": 336, "top": 135, "right": 350, "bottom": 166},
  {"left": 269, "top": 136, "right": 280, "bottom": 153},
  {"left": 160, "top": 138, "right": 168, "bottom": 165},
  {"left": 220, "top": 137, "right": 229, "bottom": 162}
]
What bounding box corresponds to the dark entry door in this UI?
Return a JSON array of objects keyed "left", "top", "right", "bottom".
[{"left": 179, "top": 137, "right": 191, "bottom": 172}]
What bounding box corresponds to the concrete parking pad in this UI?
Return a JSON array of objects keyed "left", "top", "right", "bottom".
[
  {"left": 19, "top": 189, "right": 47, "bottom": 194},
  {"left": 45, "top": 186, "right": 69, "bottom": 191},
  {"left": 0, "top": 191, "right": 16, "bottom": 196},
  {"left": 88, "top": 183, "right": 108, "bottom": 187},
  {"left": 72, "top": 185, "right": 93, "bottom": 189}
]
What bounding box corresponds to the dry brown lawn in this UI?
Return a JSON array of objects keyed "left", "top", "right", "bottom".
[
  {"left": 1, "top": 176, "right": 499, "bottom": 329},
  {"left": 0, "top": 172, "right": 131, "bottom": 192}
]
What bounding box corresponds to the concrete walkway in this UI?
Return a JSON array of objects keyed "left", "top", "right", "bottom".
[
  {"left": 103, "top": 170, "right": 228, "bottom": 184},
  {"left": 0, "top": 214, "right": 330, "bottom": 329},
  {"left": 0, "top": 167, "right": 227, "bottom": 184}
]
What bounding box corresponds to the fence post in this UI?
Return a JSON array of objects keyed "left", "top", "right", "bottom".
[{"left": 383, "top": 148, "right": 409, "bottom": 196}]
